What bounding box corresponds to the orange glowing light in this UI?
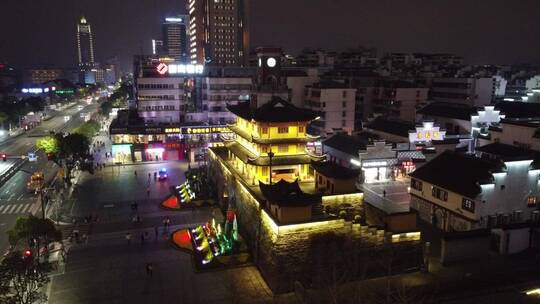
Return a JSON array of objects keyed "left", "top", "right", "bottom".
[
  {"left": 172, "top": 229, "right": 193, "bottom": 251},
  {"left": 161, "top": 195, "right": 180, "bottom": 209}
]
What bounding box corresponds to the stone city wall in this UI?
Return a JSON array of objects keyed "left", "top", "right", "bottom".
[{"left": 208, "top": 151, "right": 423, "bottom": 293}]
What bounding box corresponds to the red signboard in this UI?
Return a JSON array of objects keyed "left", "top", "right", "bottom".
[{"left": 156, "top": 63, "right": 168, "bottom": 75}]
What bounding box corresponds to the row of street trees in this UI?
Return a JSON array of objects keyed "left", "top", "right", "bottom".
[
  {"left": 36, "top": 132, "right": 94, "bottom": 185},
  {"left": 99, "top": 79, "right": 132, "bottom": 118}
]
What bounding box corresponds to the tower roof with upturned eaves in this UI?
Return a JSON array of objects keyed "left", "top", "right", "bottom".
[{"left": 227, "top": 97, "right": 318, "bottom": 123}]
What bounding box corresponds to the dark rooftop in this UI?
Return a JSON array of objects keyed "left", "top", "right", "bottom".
[
  {"left": 365, "top": 117, "right": 415, "bottom": 138},
  {"left": 410, "top": 151, "right": 505, "bottom": 198},
  {"left": 227, "top": 97, "right": 317, "bottom": 123},
  {"left": 311, "top": 81, "right": 350, "bottom": 89},
  {"left": 322, "top": 133, "right": 372, "bottom": 156},
  {"left": 282, "top": 69, "right": 308, "bottom": 77},
  {"left": 259, "top": 179, "right": 320, "bottom": 207},
  {"left": 495, "top": 101, "right": 540, "bottom": 119},
  {"left": 311, "top": 161, "right": 360, "bottom": 179},
  {"left": 476, "top": 142, "right": 537, "bottom": 162},
  {"left": 417, "top": 102, "right": 478, "bottom": 120},
  {"left": 500, "top": 118, "right": 540, "bottom": 128}
]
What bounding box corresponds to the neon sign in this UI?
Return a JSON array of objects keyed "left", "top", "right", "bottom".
[
  {"left": 156, "top": 63, "right": 204, "bottom": 75},
  {"left": 409, "top": 121, "right": 446, "bottom": 143}
]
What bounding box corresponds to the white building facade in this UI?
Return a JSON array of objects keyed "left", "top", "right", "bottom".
[
  {"left": 136, "top": 76, "right": 187, "bottom": 124},
  {"left": 431, "top": 77, "right": 495, "bottom": 106},
  {"left": 305, "top": 83, "right": 357, "bottom": 137},
  {"left": 201, "top": 77, "right": 252, "bottom": 125}
]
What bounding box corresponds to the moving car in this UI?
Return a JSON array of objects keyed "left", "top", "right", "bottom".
[
  {"left": 27, "top": 171, "right": 44, "bottom": 193},
  {"left": 158, "top": 168, "right": 168, "bottom": 181}
]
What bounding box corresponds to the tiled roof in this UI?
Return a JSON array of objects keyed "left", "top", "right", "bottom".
[
  {"left": 476, "top": 143, "right": 536, "bottom": 162},
  {"left": 409, "top": 151, "right": 505, "bottom": 198},
  {"left": 227, "top": 97, "right": 317, "bottom": 123},
  {"left": 311, "top": 81, "right": 350, "bottom": 89},
  {"left": 322, "top": 133, "right": 372, "bottom": 156},
  {"left": 311, "top": 161, "right": 360, "bottom": 179},
  {"left": 259, "top": 179, "right": 320, "bottom": 207},
  {"left": 225, "top": 142, "right": 323, "bottom": 166},
  {"left": 417, "top": 102, "right": 478, "bottom": 120},
  {"left": 495, "top": 101, "right": 540, "bottom": 119},
  {"left": 365, "top": 117, "right": 415, "bottom": 138},
  {"left": 228, "top": 124, "right": 315, "bottom": 144}
]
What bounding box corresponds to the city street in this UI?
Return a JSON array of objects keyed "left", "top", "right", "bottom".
[
  {"left": 0, "top": 101, "right": 99, "bottom": 253},
  {"left": 48, "top": 161, "right": 277, "bottom": 304}
]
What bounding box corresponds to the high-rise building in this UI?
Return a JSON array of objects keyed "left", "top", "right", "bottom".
[
  {"left": 76, "top": 16, "right": 95, "bottom": 69},
  {"left": 162, "top": 16, "right": 188, "bottom": 61},
  {"left": 151, "top": 39, "right": 165, "bottom": 56},
  {"left": 188, "top": 0, "right": 249, "bottom": 66}
]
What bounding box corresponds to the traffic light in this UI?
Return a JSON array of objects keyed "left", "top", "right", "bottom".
[{"left": 1, "top": 154, "right": 6, "bottom": 161}]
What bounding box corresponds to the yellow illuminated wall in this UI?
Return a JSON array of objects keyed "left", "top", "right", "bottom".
[{"left": 231, "top": 117, "right": 313, "bottom": 183}]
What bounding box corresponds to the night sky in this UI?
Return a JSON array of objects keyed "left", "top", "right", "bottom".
[{"left": 1, "top": 0, "right": 539, "bottom": 72}]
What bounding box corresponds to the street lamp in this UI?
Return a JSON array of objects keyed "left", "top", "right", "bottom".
[{"left": 267, "top": 151, "right": 274, "bottom": 185}]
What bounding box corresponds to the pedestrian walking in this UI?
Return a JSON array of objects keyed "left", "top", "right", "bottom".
[
  {"left": 125, "top": 232, "right": 131, "bottom": 245},
  {"left": 383, "top": 190, "right": 386, "bottom": 197},
  {"left": 163, "top": 216, "right": 171, "bottom": 233},
  {"left": 146, "top": 187, "right": 150, "bottom": 197},
  {"left": 140, "top": 233, "right": 145, "bottom": 245},
  {"left": 154, "top": 226, "right": 158, "bottom": 240},
  {"left": 146, "top": 263, "right": 153, "bottom": 277}
]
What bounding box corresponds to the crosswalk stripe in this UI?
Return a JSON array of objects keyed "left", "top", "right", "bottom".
[
  {"left": 21, "top": 204, "right": 31, "bottom": 213},
  {"left": 5, "top": 205, "right": 16, "bottom": 214},
  {"left": 0, "top": 205, "right": 6, "bottom": 213},
  {"left": 15, "top": 204, "right": 25, "bottom": 213}
]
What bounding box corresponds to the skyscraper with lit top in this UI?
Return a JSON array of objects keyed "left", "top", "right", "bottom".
[
  {"left": 163, "top": 16, "right": 188, "bottom": 62},
  {"left": 76, "top": 16, "right": 95, "bottom": 69}
]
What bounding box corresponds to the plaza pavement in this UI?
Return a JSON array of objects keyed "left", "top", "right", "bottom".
[{"left": 47, "top": 161, "right": 287, "bottom": 304}]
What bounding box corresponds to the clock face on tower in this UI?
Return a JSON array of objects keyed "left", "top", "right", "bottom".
[{"left": 266, "top": 57, "right": 277, "bottom": 68}]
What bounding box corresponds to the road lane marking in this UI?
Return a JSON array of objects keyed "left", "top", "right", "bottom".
[
  {"left": 0, "top": 205, "right": 5, "bottom": 213},
  {"left": 17, "top": 194, "right": 24, "bottom": 200}
]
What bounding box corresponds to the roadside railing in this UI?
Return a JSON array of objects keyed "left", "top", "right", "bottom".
[{"left": 0, "top": 158, "right": 28, "bottom": 188}]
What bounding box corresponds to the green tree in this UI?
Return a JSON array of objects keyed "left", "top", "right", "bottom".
[
  {"left": 99, "top": 100, "right": 113, "bottom": 117},
  {"left": 36, "top": 136, "right": 59, "bottom": 155},
  {"left": 37, "top": 132, "right": 93, "bottom": 185},
  {"left": 56, "top": 133, "right": 93, "bottom": 184},
  {"left": 73, "top": 120, "right": 100, "bottom": 139},
  {"left": 6, "top": 215, "right": 62, "bottom": 248},
  {"left": 0, "top": 251, "right": 51, "bottom": 304}
]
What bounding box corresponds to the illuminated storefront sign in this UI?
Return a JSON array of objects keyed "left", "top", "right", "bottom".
[
  {"left": 181, "top": 127, "right": 229, "bottom": 134},
  {"left": 362, "top": 161, "right": 388, "bottom": 168},
  {"left": 165, "top": 128, "right": 181, "bottom": 133},
  {"left": 156, "top": 63, "right": 204, "bottom": 75},
  {"left": 21, "top": 87, "right": 56, "bottom": 94},
  {"left": 409, "top": 121, "right": 446, "bottom": 143}
]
